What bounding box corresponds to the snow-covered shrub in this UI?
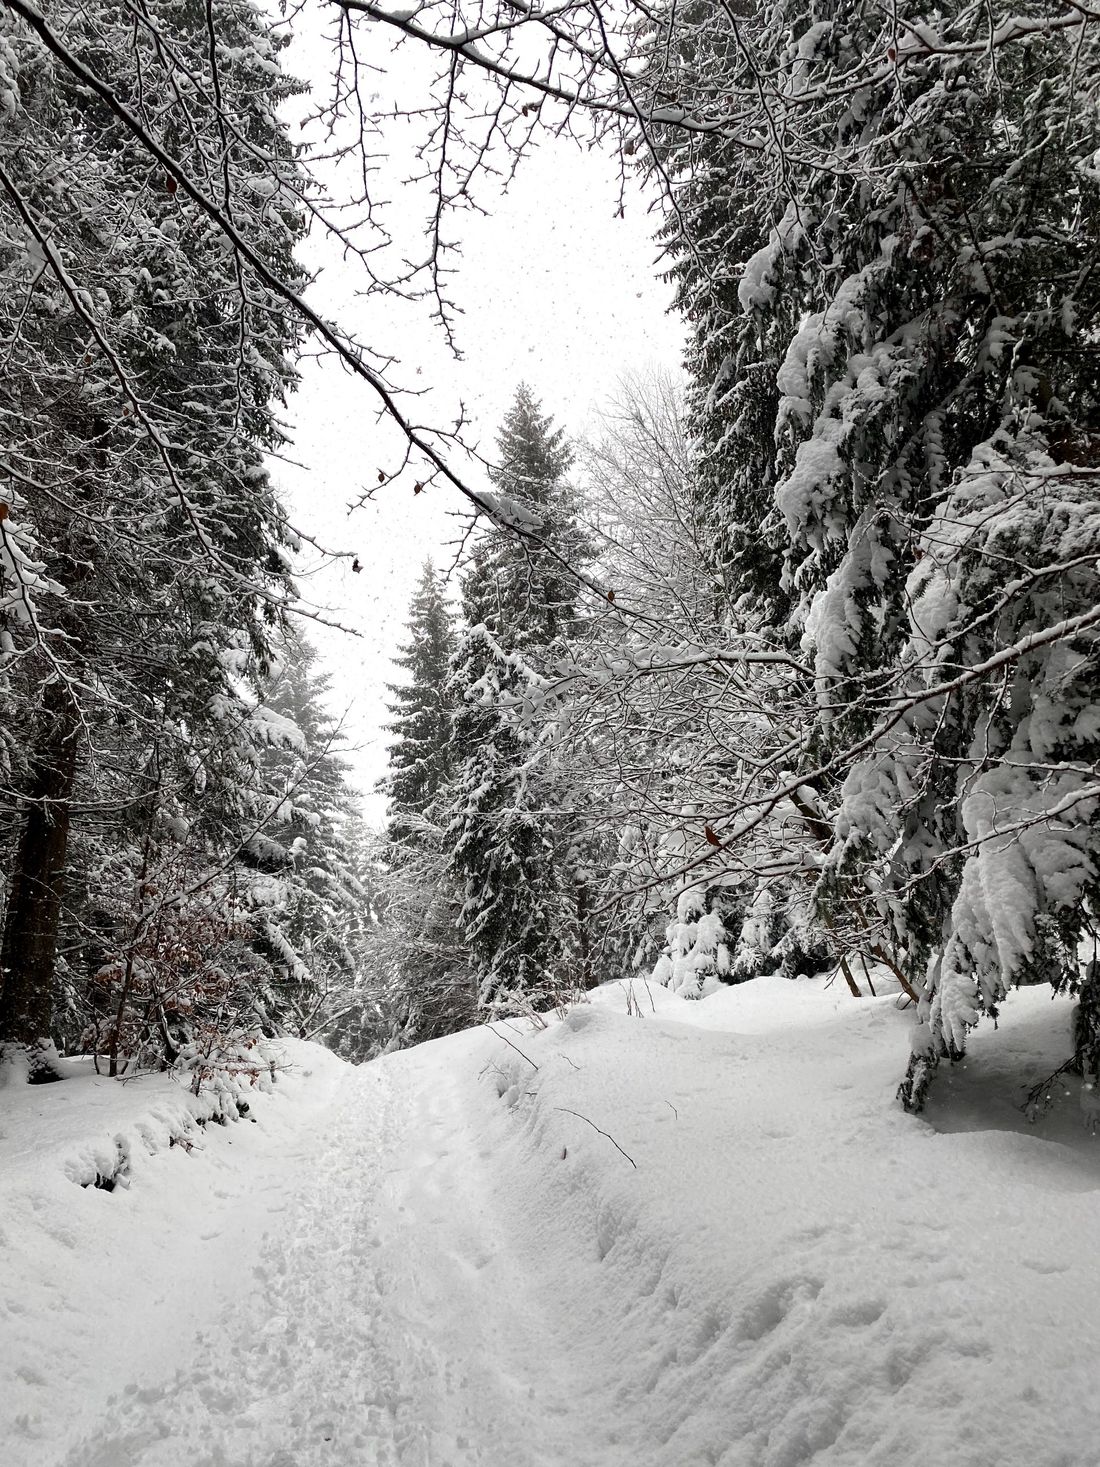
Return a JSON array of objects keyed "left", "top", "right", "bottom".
[{"left": 652, "top": 886, "right": 733, "bottom": 999}]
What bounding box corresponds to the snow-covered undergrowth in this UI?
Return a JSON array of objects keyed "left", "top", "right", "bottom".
[{"left": 4, "top": 980, "right": 1099, "bottom": 1466}]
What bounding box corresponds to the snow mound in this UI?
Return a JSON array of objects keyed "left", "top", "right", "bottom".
[{"left": 481, "top": 979, "right": 1100, "bottom": 1465}]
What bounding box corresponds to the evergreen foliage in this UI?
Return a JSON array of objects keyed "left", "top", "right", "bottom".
[
  {"left": 367, "top": 813, "right": 475, "bottom": 1051},
  {"left": 446, "top": 386, "right": 591, "bottom": 1010},
  {"left": 50, "top": 630, "right": 372, "bottom": 1077},
  {"left": 0, "top": 0, "right": 314, "bottom": 1077},
  {"left": 371, "top": 562, "right": 471, "bottom": 1050},
  {"left": 6, "top": 0, "right": 1100, "bottom": 1116},
  {"left": 642, "top": 0, "right": 1100, "bottom": 1098},
  {"left": 384, "top": 562, "right": 455, "bottom": 846},
  {"left": 249, "top": 633, "right": 372, "bottom": 1039}
]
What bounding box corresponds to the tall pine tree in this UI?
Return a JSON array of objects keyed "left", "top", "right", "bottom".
[
  {"left": 446, "top": 386, "right": 589, "bottom": 1009},
  {"left": 373, "top": 563, "right": 469, "bottom": 1047},
  {"left": 384, "top": 562, "right": 456, "bottom": 847},
  {"left": 0, "top": 0, "right": 306, "bottom": 1076}
]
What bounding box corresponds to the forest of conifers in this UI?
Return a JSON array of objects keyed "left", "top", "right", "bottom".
[{"left": 3, "top": 0, "right": 1100, "bottom": 1110}]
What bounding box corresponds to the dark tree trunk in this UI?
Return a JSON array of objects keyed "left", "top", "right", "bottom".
[
  {"left": 0, "top": 677, "right": 81, "bottom": 1073},
  {"left": 576, "top": 878, "right": 593, "bottom": 990},
  {"left": 1073, "top": 961, "right": 1100, "bottom": 1078}
]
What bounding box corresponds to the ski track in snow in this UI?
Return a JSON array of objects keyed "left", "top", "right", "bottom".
[{"left": 54, "top": 1035, "right": 599, "bottom": 1467}]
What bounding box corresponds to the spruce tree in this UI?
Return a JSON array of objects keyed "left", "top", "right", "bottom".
[
  {"left": 446, "top": 386, "right": 588, "bottom": 1009},
  {"left": 247, "top": 634, "right": 369, "bottom": 1036},
  {"left": 384, "top": 561, "right": 456, "bottom": 847},
  {"left": 0, "top": 0, "right": 306, "bottom": 1075},
  {"left": 374, "top": 563, "right": 469, "bottom": 1046},
  {"left": 645, "top": 0, "right": 1100, "bottom": 1097}
]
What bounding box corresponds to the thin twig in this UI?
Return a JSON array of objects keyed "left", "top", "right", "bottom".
[
  {"left": 555, "top": 1107, "right": 637, "bottom": 1167},
  {"left": 492, "top": 1027, "right": 539, "bottom": 1069}
]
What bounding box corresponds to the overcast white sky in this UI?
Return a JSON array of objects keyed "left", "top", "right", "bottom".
[{"left": 273, "top": 21, "right": 685, "bottom": 819}]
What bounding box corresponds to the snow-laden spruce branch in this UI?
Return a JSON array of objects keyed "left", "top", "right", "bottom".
[
  {"left": 559, "top": 546, "right": 1100, "bottom": 923},
  {"left": 0, "top": 496, "right": 60, "bottom": 666},
  {"left": 847, "top": 775, "right": 1100, "bottom": 909},
  {"left": 693, "top": 593, "right": 1100, "bottom": 834},
  {"left": 0, "top": 160, "right": 286, "bottom": 611},
  {"left": 101, "top": 713, "right": 355, "bottom": 974}
]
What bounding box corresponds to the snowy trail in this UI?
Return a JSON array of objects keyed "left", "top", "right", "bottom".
[
  {"left": 54, "top": 1033, "right": 603, "bottom": 1467},
  {"left": 11, "top": 979, "right": 1100, "bottom": 1467}
]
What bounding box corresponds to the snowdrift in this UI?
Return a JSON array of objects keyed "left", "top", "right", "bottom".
[{"left": 476, "top": 976, "right": 1100, "bottom": 1465}]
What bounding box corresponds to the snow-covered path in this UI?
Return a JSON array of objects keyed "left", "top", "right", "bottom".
[
  {"left": 9, "top": 978, "right": 1100, "bottom": 1467},
  {"left": 49, "top": 1033, "right": 606, "bottom": 1467}
]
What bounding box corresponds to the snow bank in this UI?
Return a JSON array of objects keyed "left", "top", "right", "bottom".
[
  {"left": 481, "top": 977, "right": 1100, "bottom": 1465},
  {"left": 0, "top": 1040, "right": 346, "bottom": 1462}
]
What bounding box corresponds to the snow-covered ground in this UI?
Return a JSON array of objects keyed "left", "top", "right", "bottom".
[{"left": 4, "top": 976, "right": 1100, "bottom": 1466}]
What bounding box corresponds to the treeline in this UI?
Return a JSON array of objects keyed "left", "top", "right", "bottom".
[
  {"left": 370, "top": 388, "right": 601, "bottom": 1046},
  {"left": 371, "top": 376, "right": 838, "bottom": 1049},
  {"left": 0, "top": 0, "right": 373, "bottom": 1083}
]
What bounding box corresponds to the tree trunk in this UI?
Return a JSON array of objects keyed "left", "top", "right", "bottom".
[
  {"left": 0, "top": 677, "right": 80, "bottom": 1073},
  {"left": 576, "top": 878, "right": 594, "bottom": 989}
]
